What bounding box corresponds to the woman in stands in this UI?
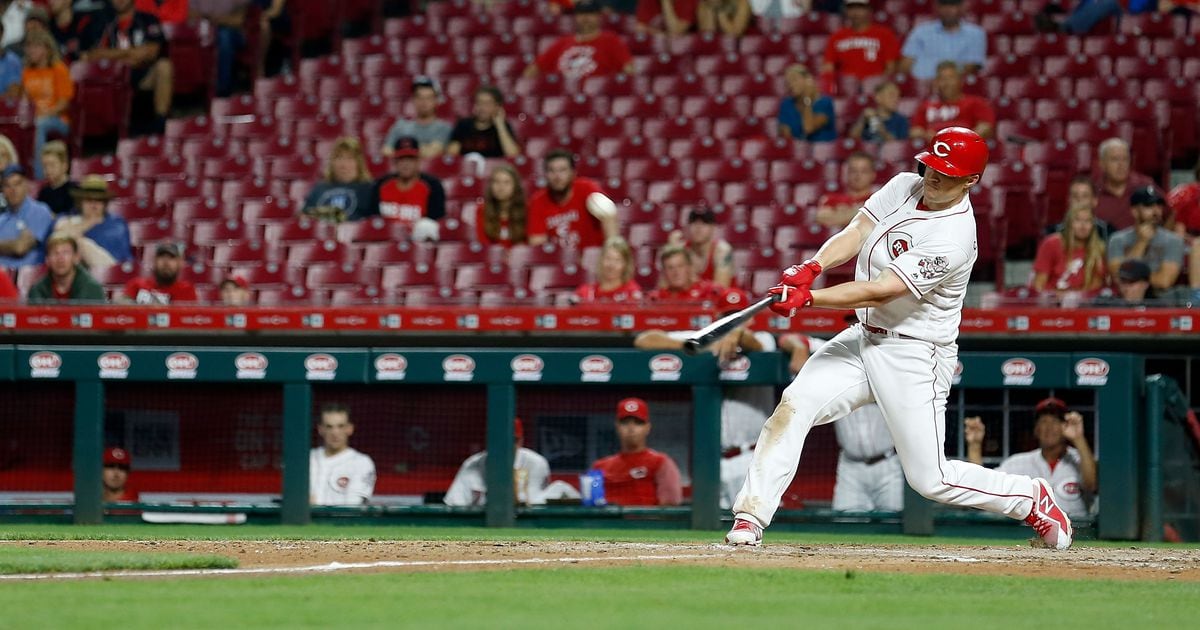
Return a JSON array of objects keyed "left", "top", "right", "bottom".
[
  {"left": 573, "top": 236, "right": 643, "bottom": 303},
  {"left": 1031, "top": 202, "right": 1108, "bottom": 295},
  {"left": 303, "top": 137, "right": 377, "bottom": 222},
  {"left": 36, "top": 140, "right": 76, "bottom": 215},
  {"left": 475, "top": 163, "right": 529, "bottom": 247},
  {"left": 19, "top": 29, "right": 74, "bottom": 180}
]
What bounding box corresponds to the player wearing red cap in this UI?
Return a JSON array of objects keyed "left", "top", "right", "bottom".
[
  {"left": 727, "top": 128, "right": 1075, "bottom": 550},
  {"left": 103, "top": 447, "right": 134, "bottom": 502},
  {"left": 590, "top": 398, "right": 683, "bottom": 506}
]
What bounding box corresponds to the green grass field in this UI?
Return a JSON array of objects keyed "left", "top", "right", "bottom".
[
  {"left": 1, "top": 525, "right": 1197, "bottom": 629},
  {"left": 0, "top": 546, "right": 236, "bottom": 574}
]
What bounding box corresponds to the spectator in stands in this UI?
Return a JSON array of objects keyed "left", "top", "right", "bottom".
[
  {"left": 254, "top": 0, "right": 288, "bottom": 77},
  {"left": 526, "top": 1, "right": 634, "bottom": 81},
  {"left": 119, "top": 242, "right": 198, "bottom": 303},
  {"left": 697, "top": 0, "right": 752, "bottom": 37},
  {"left": 815, "top": 151, "right": 877, "bottom": 229},
  {"left": 848, "top": 81, "right": 909, "bottom": 143},
  {"left": 303, "top": 136, "right": 377, "bottom": 223},
  {"left": 635, "top": 0, "right": 697, "bottom": 35},
  {"left": 26, "top": 233, "right": 106, "bottom": 302},
  {"left": 528, "top": 149, "right": 619, "bottom": 249},
  {"left": 24, "top": 4, "right": 49, "bottom": 36},
  {"left": 1032, "top": 202, "right": 1108, "bottom": 295},
  {"left": 1050, "top": 175, "right": 1102, "bottom": 232},
  {"left": 822, "top": 0, "right": 900, "bottom": 85},
  {"left": 446, "top": 85, "right": 521, "bottom": 159},
  {"left": 36, "top": 140, "right": 76, "bottom": 216},
  {"left": 666, "top": 206, "right": 734, "bottom": 287},
  {"left": 899, "top": 0, "right": 985, "bottom": 81},
  {"left": 102, "top": 446, "right": 134, "bottom": 502},
  {"left": 1168, "top": 157, "right": 1200, "bottom": 237},
  {"left": 48, "top": 0, "right": 106, "bottom": 62},
  {"left": 189, "top": 0, "right": 250, "bottom": 98},
  {"left": 573, "top": 235, "right": 643, "bottom": 303},
  {"left": 0, "top": 0, "right": 27, "bottom": 50},
  {"left": 910, "top": 61, "right": 994, "bottom": 142},
  {"left": 382, "top": 76, "right": 452, "bottom": 159},
  {"left": 0, "top": 22, "right": 20, "bottom": 96},
  {"left": 475, "top": 162, "right": 529, "bottom": 247},
  {"left": 444, "top": 418, "right": 551, "bottom": 507},
  {"left": 1097, "top": 259, "right": 1153, "bottom": 305},
  {"left": 1034, "top": 0, "right": 1124, "bottom": 35},
  {"left": 53, "top": 175, "right": 132, "bottom": 269},
  {"left": 219, "top": 274, "right": 250, "bottom": 305},
  {"left": 310, "top": 402, "right": 376, "bottom": 506},
  {"left": 19, "top": 30, "right": 74, "bottom": 180},
  {"left": 965, "top": 397, "right": 1095, "bottom": 519},
  {"left": 373, "top": 136, "right": 446, "bottom": 238},
  {"left": 590, "top": 397, "right": 683, "bottom": 506},
  {"left": 87, "top": 0, "right": 173, "bottom": 136},
  {"left": 135, "top": 0, "right": 187, "bottom": 25},
  {"left": 1092, "top": 138, "right": 1161, "bottom": 231},
  {"left": 0, "top": 165, "right": 54, "bottom": 268},
  {"left": 646, "top": 244, "right": 728, "bottom": 302},
  {"left": 0, "top": 133, "right": 18, "bottom": 171},
  {"left": 1107, "top": 186, "right": 1183, "bottom": 293},
  {"left": 777, "top": 64, "right": 836, "bottom": 143}
]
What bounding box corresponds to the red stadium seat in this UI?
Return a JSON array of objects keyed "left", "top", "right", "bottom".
[
  {"left": 202, "top": 155, "right": 255, "bottom": 183},
  {"left": 152, "top": 178, "right": 203, "bottom": 204},
  {"left": 1034, "top": 98, "right": 1097, "bottom": 124},
  {"left": 527, "top": 264, "right": 585, "bottom": 293},
  {"left": 622, "top": 157, "right": 681, "bottom": 182},
  {"left": 1119, "top": 12, "right": 1183, "bottom": 39},
  {"left": 338, "top": 216, "right": 406, "bottom": 243},
  {"left": 273, "top": 94, "right": 324, "bottom": 123},
  {"left": 380, "top": 263, "right": 440, "bottom": 289},
  {"left": 363, "top": 241, "right": 434, "bottom": 268},
  {"left": 455, "top": 263, "right": 519, "bottom": 291},
  {"left": 769, "top": 159, "right": 826, "bottom": 184},
  {"left": 1042, "top": 54, "right": 1109, "bottom": 78},
  {"left": 126, "top": 218, "right": 173, "bottom": 245},
  {"left": 286, "top": 239, "right": 352, "bottom": 268},
  {"left": 136, "top": 155, "right": 189, "bottom": 182},
  {"left": 741, "top": 137, "right": 800, "bottom": 162},
  {"left": 307, "top": 264, "right": 380, "bottom": 290},
  {"left": 1003, "top": 76, "right": 1068, "bottom": 102},
  {"left": 212, "top": 241, "right": 276, "bottom": 266},
  {"left": 610, "top": 94, "right": 666, "bottom": 120},
  {"left": 68, "top": 60, "right": 131, "bottom": 155},
  {"left": 1010, "top": 33, "right": 1072, "bottom": 58},
  {"left": 985, "top": 53, "right": 1038, "bottom": 78},
  {"left": 680, "top": 94, "right": 741, "bottom": 120},
  {"left": 696, "top": 158, "right": 754, "bottom": 183},
  {"left": 72, "top": 155, "right": 126, "bottom": 180},
  {"left": 172, "top": 198, "right": 229, "bottom": 228},
  {"left": 1113, "top": 56, "right": 1175, "bottom": 81},
  {"left": 739, "top": 32, "right": 795, "bottom": 57},
  {"left": 723, "top": 181, "right": 783, "bottom": 207},
  {"left": 667, "top": 136, "right": 733, "bottom": 160},
  {"left": 264, "top": 217, "right": 331, "bottom": 244},
  {"left": 646, "top": 179, "right": 708, "bottom": 205},
  {"left": 191, "top": 219, "right": 259, "bottom": 247},
  {"left": 596, "top": 135, "right": 659, "bottom": 160},
  {"left": 712, "top": 116, "right": 769, "bottom": 140},
  {"left": 268, "top": 155, "right": 321, "bottom": 181},
  {"left": 241, "top": 197, "right": 299, "bottom": 226},
  {"left": 581, "top": 74, "right": 642, "bottom": 99}
]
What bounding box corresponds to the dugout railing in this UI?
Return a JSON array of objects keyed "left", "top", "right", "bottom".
[{"left": 0, "top": 346, "right": 1151, "bottom": 539}]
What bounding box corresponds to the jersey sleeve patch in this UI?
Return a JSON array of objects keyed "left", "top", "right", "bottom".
[{"left": 887, "top": 240, "right": 971, "bottom": 297}]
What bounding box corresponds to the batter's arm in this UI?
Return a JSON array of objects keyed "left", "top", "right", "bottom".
[
  {"left": 809, "top": 269, "right": 909, "bottom": 309},
  {"left": 808, "top": 211, "right": 876, "bottom": 270}
]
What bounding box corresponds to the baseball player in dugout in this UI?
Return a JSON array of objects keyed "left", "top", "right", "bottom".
[
  {"left": 964, "top": 398, "right": 1097, "bottom": 519},
  {"left": 310, "top": 403, "right": 376, "bottom": 506},
  {"left": 590, "top": 398, "right": 683, "bottom": 506},
  {"left": 726, "top": 127, "right": 1076, "bottom": 550},
  {"left": 444, "top": 418, "right": 552, "bottom": 507},
  {"left": 103, "top": 447, "right": 135, "bottom": 503}
]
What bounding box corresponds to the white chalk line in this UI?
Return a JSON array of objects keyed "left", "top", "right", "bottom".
[{"left": 0, "top": 552, "right": 733, "bottom": 581}]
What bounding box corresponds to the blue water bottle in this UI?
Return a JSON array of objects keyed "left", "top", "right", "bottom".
[{"left": 580, "top": 469, "right": 607, "bottom": 507}]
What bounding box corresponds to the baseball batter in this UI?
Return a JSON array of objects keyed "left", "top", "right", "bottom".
[
  {"left": 726, "top": 127, "right": 1074, "bottom": 549},
  {"left": 309, "top": 403, "right": 376, "bottom": 506}
]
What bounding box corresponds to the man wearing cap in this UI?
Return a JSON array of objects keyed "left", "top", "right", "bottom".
[
  {"left": 1106, "top": 186, "right": 1183, "bottom": 292},
  {"left": 527, "top": 148, "right": 619, "bottom": 250},
  {"left": 646, "top": 244, "right": 730, "bottom": 304},
  {"left": 444, "top": 418, "right": 552, "bottom": 507},
  {"left": 0, "top": 164, "right": 55, "bottom": 268},
  {"left": 667, "top": 206, "right": 734, "bottom": 287},
  {"left": 87, "top": 0, "right": 174, "bottom": 136},
  {"left": 822, "top": 0, "right": 900, "bottom": 83},
  {"left": 590, "top": 398, "right": 683, "bottom": 506},
  {"left": 909, "top": 61, "right": 995, "bottom": 142},
  {"left": 103, "top": 446, "right": 135, "bottom": 502},
  {"left": 899, "top": 0, "right": 986, "bottom": 81},
  {"left": 27, "top": 233, "right": 106, "bottom": 302},
  {"left": 219, "top": 274, "right": 251, "bottom": 306},
  {"left": 525, "top": 1, "right": 633, "bottom": 82},
  {"left": 52, "top": 174, "right": 132, "bottom": 269},
  {"left": 119, "top": 242, "right": 198, "bottom": 304},
  {"left": 383, "top": 76, "right": 453, "bottom": 159},
  {"left": 1092, "top": 138, "right": 1162, "bottom": 231},
  {"left": 964, "top": 398, "right": 1096, "bottom": 519},
  {"left": 373, "top": 135, "right": 446, "bottom": 235}
]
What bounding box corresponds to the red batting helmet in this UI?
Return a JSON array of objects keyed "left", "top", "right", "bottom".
[{"left": 915, "top": 127, "right": 989, "bottom": 177}]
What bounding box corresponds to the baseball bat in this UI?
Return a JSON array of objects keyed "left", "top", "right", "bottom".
[{"left": 681, "top": 294, "right": 782, "bottom": 356}]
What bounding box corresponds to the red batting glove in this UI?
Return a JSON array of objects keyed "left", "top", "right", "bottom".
[
  {"left": 766, "top": 284, "right": 812, "bottom": 318},
  {"left": 779, "top": 260, "right": 823, "bottom": 289}
]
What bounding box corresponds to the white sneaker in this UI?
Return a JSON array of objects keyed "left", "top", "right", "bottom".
[
  {"left": 1024, "top": 478, "right": 1073, "bottom": 550},
  {"left": 725, "top": 517, "right": 763, "bottom": 546}
]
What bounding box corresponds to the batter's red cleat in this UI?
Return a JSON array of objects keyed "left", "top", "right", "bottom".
[
  {"left": 1025, "top": 478, "right": 1073, "bottom": 550},
  {"left": 725, "top": 518, "right": 763, "bottom": 546}
]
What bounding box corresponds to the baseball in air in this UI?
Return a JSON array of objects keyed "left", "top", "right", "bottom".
[{"left": 586, "top": 192, "right": 617, "bottom": 220}]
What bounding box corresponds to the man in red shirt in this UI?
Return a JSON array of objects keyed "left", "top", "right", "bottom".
[
  {"left": 821, "top": 0, "right": 900, "bottom": 82},
  {"left": 910, "top": 61, "right": 995, "bottom": 141},
  {"left": 635, "top": 0, "right": 697, "bottom": 35},
  {"left": 528, "top": 149, "right": 619, "bottom": 249},
  {"left": 590, "top": 397, "right": 683, "bottom": 507},
  {"left": 646, "top": 244, "right": 730, "bottom": 303},
  {"left": 120, "top": 242, "right": 198, "bottom": 304},
  {"left": 1168, "top": 158, "right": 1200, "bottom": 236},
  {"left": 374, "top": 136, "right": 446, "bottom": 236},
  {"left": 667, "top": 207, "right": 734, "bottom": 287},
  {"left": 815, "top": 151, "right": 877, "bottom": 230},
  {"left": 103, "top": 446, "right": 135, "bottom": 502},
  {"left": 526, "top": 1, "right": 633, "bottom": 82}
]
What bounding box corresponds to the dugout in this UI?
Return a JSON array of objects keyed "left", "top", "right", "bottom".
[{"left": 0, "top": 345, "right": 1156, "bottom": 540}]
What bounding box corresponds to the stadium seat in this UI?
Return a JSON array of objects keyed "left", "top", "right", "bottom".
[
  {"left": 723, "top": 181, "right": 783, "bottom": 207},
  {"left": 712, "top": 116, "right": 768, "bottom": 140},
  {"left": 212, "top": 241, "right": 276, "bottom": 266},
  {"left": 241, "top": 197, "right": 299, "bottom": 226},
  {"left": 286, "top": 239, "right": 352, "bottom": 268},
  {"left": 741, "top": 137, "right": 800, "bottom": 162},
  {"left": 265, "top": 217, "right": 331, "bottom": 244},
  {"left": 307, "top": 263, "right": 380, "bottom": 290},
  {"left": 68, "top": 60, "right": 131, "bottom": 155},
  {"left": 190, "top": 219, "right": 259, "bottom": 247},
  {"left": 172, "top": 198, "right": 229, "bottom": 229},
  {"left": 527, "top": 264, "right": 584, "bottom": 293},
  {"left": 380, "top": 262, "right": 440, "bottom": 289}
]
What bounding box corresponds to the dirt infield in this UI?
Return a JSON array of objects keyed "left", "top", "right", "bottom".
[{"left": 9, "top": 540, "right": 1200, "bottom": 581}]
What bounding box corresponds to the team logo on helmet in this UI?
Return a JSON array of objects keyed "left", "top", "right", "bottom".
[{"left": 933, "top": 141, "right": 952, "bottom": 157}]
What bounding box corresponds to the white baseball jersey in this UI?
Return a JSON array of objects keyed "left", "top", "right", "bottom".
[
  {"left": 856, "top": 172, "right": 978, "bottom": 344},
  {"left": 444, "top": 447, "right": 551, "bottom": 507},
  {"left": 832, "top": 403, "right": 903, "bottom": 512},
  {"left": 998, "top": 448, "right": 1089, "bottom": 518},
  {"left": 310, "top": 447, "right": 376, "bottom": 506}
]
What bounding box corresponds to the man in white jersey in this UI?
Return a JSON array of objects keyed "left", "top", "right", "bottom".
[
  {"left": 444, "top": 418, "right": 552, "bottom": 507},
  {"left": 310, "top": 403, "right": 376, "bottom": 506},
  {"left": 964, "top": 398, "right": 1096, "bottom": 519},
  {"left": 725, "top": 127, "right": 1074, "bottom": 549},
  {"left": 833, "top": 403, "right": 903, "bottom": 512}
]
